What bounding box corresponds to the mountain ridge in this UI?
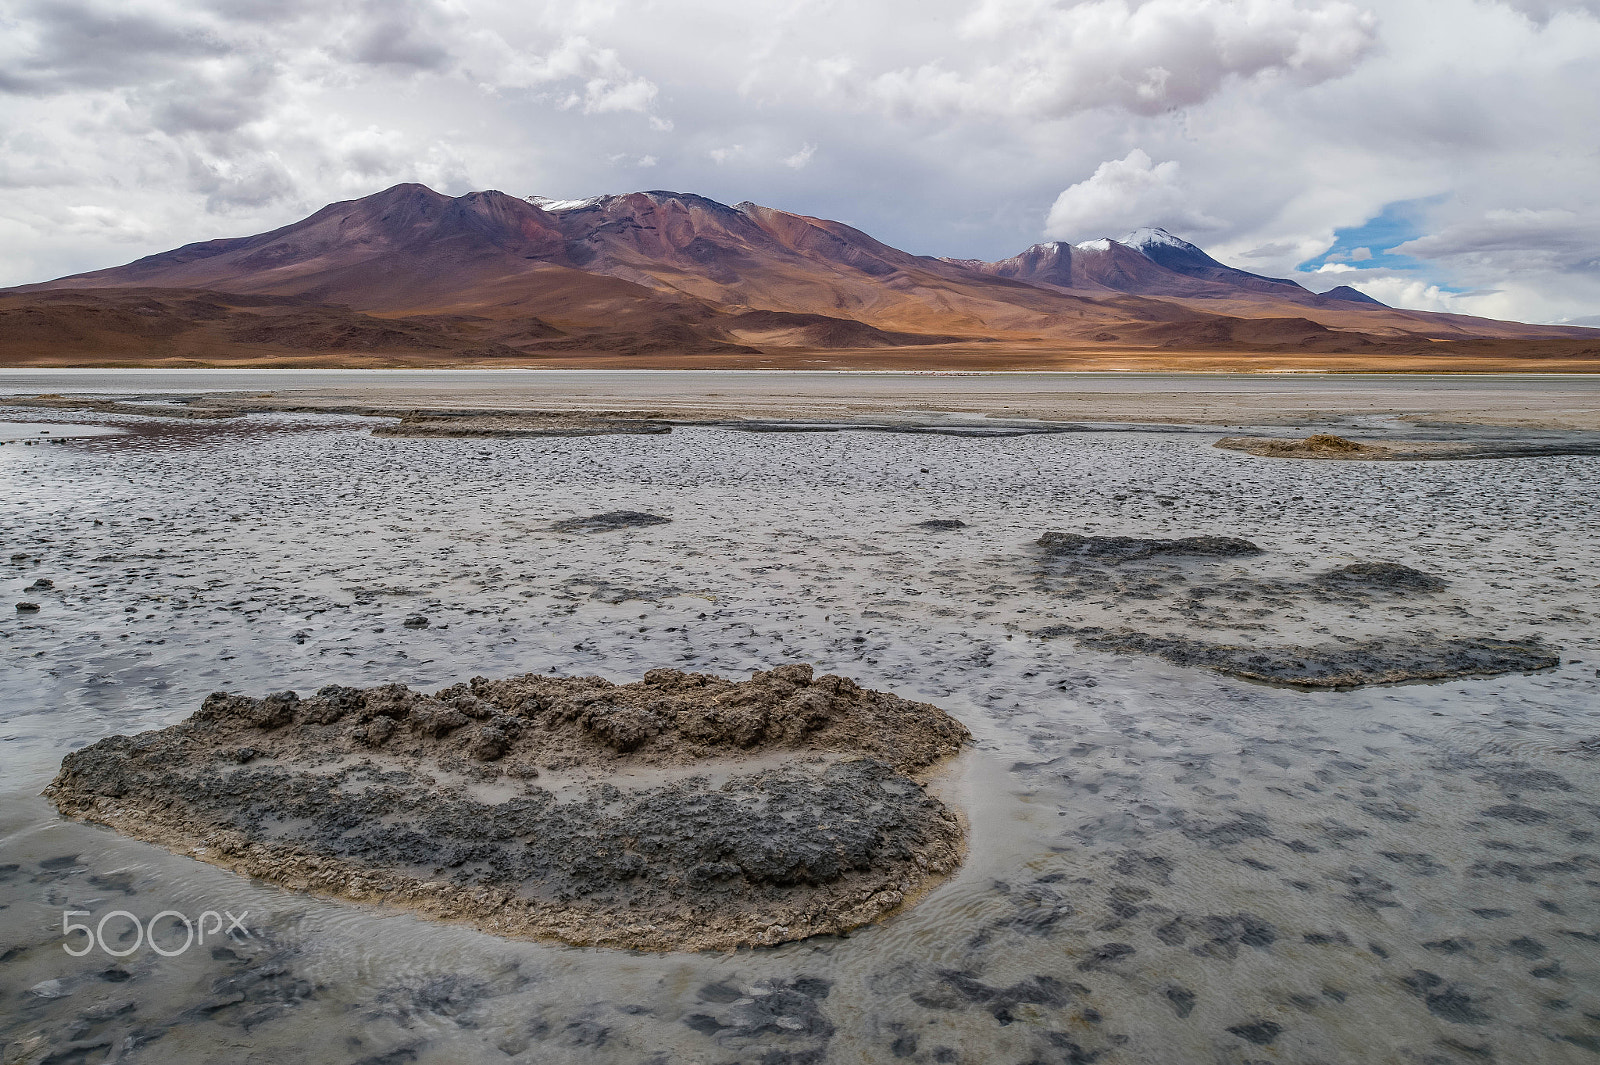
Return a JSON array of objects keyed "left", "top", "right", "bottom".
[{"left": 5, "top": 182, "right": 1596, "bottom": 369}]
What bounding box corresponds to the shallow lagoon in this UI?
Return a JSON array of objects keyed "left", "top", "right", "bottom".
[{"left": 2, "top": 398, "right": 1598, "bottom": 1064}]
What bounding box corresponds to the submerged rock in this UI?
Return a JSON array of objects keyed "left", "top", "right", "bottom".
[
  {"left": 1034, "top": 628, "right": 1559, "bottom": 688},
  {"left": 45, "top": 665, "right": 969, "bottom": 951},
  {"left": 1038, "top": 532, "right": 1262, "bottom": 563},
  {"left": 917, "top": 519, "right": 968, "bottom": 531},
  {"left": 548, "top": 510, "right": 672, "bottom": 534}
]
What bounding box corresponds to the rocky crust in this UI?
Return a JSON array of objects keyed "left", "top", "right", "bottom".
[
  {"left": 1034, "top": 628, "right": 1559, "bottom": 688},
  {"left": 1313, "top": 561, "right": 1449, "bottom": 592},
  {"left": 1038, "top": 532, "right": 1262, "bottom": 563},
  {"left": 11, "top": 395, "right": 238, "bottom": 419},
  {"left": 1216, "top": 434, "right": 1600, "bottom": 461},
  {"left": 548, "top": 511, "right": 672, "bottom": 533},
  {"left": 370, "top": 410, "right": 673, "bottom": 438},
  {"left": 44, "top": 665, "right": 970, "bottom": 952}
]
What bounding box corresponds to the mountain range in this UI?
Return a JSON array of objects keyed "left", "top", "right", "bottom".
[{"left": 3, "top": 182, "right": 1596, "bottom": 369}]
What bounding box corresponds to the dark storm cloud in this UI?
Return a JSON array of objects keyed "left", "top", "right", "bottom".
[
  {"left": 1396, "top": 211, "right": 1600, "bottom": 276},
  {"left": 1495, "top": 0, "right": 1600, "bottom": 22},
  {"left": 338, "top": 0, "right": 456, "bottom": 71},
  {"left": 0, "top": 0, "right": 228, "bottom": 95},
  {"left": 198, "top": 0, "right": 321, "bottom": 22},
  {"left": 137, "top": 58, "right": 279, "bottom": 135}
]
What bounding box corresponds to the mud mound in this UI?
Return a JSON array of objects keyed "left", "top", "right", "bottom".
[
  {"left": 548, "top": 510, "right": 672, "bottom": 533},
  {"left": 1216, "top": 435, "right": 1600, "bottom": 461},
  {"left": 45, "top": 665, "right": 969, "bottom": 951},
  {"left": 1038, "top": 532, "right": 1262, "bottom": 563},
  {"left": 1035, "top": 628, "right": 1558, "bottom": 688},
  {"left": 1315, "top": 562, "right": 1449, "bottom": 592},
  {"left": 372, "top": 411, "right": 672, "bottom": 438},
  {"left": 1216, "top": 434, "right": 1388, "bottom": 458},
  {"left": 1301, "top": 434, "right": 1366, "bottom": 452}
]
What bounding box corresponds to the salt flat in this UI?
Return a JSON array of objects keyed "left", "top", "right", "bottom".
[
  {"left": 4, "top": 368, "right": 1600, "bottom": 430},
  {"left": 2, "top": 375, "right": 1597, "bottom": 1064}
]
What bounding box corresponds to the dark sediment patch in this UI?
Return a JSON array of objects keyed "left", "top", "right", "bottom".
[
  {"left": 1217, "top": 434, "right": 1600, "bottom": 461},
  {"left": 698, "top": 420, "right": 1085, "bottom": 437},
  {"left": 1314, "top": 561, "right": 1449, "bottom": 592},
  {"left": 11, "top": 394, "right": 239, "bottom": 419},
  {"left": 1032, "top": 627, "right": 1559, "bottom": 688},
  {"left": 548, "top": 511, "right": 672, "bottom": 534},
  {"left": 1037, "top": 532, "right": 1262, "bottom": 563},
  {"left": 44, "top": 665, "right": 969, "bottom": 951},
  {"left": 916, "top": 519, "right": 968, "bottom": 531},
  {"left": 370, "top": 410, "right": 673, "bottom": 438}
]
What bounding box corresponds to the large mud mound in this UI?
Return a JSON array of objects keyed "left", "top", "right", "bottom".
[
  {"left": 1038, "top": 532, "right": 1262, "bottom": 563},
  {"left": 46, "top": 665, "right": 970, "bottom": 951},
  {"left": 1034, "top": 628, "right": 1559, "bottom": 688}
]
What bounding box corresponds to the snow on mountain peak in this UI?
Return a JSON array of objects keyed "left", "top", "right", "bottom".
[
  {"left": 527, "top": 195, "right": 604, "bottom": 212},
  {"left": 1119, "top": 227, "right": 1193, "bottom": 250},
  {"left": 1074, "top": 238, "right": 1114, "bottom": 251}
]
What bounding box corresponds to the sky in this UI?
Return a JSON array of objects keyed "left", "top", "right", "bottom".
[{"left": 1, "top": 0, "right": 1597, "bottom": 325}]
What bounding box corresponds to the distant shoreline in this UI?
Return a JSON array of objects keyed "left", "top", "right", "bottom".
[{"left": 7, "top": 367, "right": 1600, "bottom": 432}]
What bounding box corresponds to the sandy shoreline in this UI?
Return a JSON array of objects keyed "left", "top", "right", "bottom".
[{"left": 7, "top": 368, "right": 1600, "bottom": 431}]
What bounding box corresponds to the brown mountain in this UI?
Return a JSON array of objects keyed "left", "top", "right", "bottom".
[{"left": 4, "top": 182, "right": 1596, "bottom": 369}]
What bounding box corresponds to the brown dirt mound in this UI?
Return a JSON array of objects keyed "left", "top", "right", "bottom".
[{"left": 1215, "top": 434, "right": 1390, "bottom": 458}]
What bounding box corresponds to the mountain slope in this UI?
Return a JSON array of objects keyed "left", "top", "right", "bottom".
[{"left": 8, "top": 182, "right": 1595, "bottom": 367}]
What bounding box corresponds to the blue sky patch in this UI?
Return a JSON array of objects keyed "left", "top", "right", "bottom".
[{"left": 1297, "top": 196, "right": 1444, "bottom": 274}]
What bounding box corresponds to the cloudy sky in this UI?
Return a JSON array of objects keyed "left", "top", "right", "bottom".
[{"left": 2, "top": 0, "right": 1597, "bottom": 324}]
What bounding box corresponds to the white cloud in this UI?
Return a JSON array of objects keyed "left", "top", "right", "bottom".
[
  {"left": 59, "top": 204, "right": 155, "bottom": 242},
  {"left": 782, "top": 142, "right": 816, "bottom": 169},
  {"left": 469, "top": 33, "right": 661, "bottom": 115},
  {"left": 1350, "top": 277, "right": 1472, "bottom": 311},
  {"left": 862, "top": 0, "right": 1379, "bottom": 118},
  {"left": 1043, "top": 148, "right": 1220, "bottom": 239}
]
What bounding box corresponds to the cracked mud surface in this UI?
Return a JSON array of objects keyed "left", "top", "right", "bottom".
[{"left": 3, "top": 384, "right": 1599, "bottom": 1064}]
